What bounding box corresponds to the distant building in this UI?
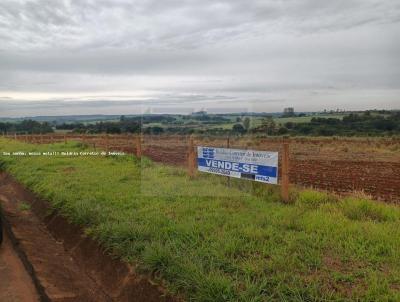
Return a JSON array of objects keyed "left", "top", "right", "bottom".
[
  {"left": 192, "top": 110, "right": 207, "bottom": 116},
  {"left": 283, "top": 107, "right": 295, "bottom": 117}
]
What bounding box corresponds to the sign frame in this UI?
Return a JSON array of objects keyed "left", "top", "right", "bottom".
[{"left": 196, "top": 146, "right": 279, "bottom": 185}]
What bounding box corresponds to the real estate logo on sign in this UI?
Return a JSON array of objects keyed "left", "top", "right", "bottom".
[{"left": 197, "top": 146, "right": 278, "bottom": 184}]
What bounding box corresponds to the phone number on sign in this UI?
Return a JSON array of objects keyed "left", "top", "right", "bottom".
[{"left": 208, "top": 167, "right": 231, "bottom": 175}]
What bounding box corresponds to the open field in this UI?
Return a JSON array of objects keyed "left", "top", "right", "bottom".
[
  {"left": 8, "top": 133, "right": 399, "bottom": 203},
  {"left": 1, "top": 138, "right": 400, "bottom": 301},
  {"left": 138, "top": 114, "right": 347, "bottom": 131},
  {"left": 141, "top": 135, "right": 400, "bottom": 203},
  {"left": 247, "top": 114, "right": 347, "bottom": 128}
]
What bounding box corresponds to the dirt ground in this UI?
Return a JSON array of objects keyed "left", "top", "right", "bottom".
[
  {"left": 0, "top": 173, "right": 111, "bottom": 302},
  {"left": 139, "top": 136, "right": 400, "bottom": 203},
  {"left": 0, "top": 172, "right": 178, "bottom": 302},
  {"left": 0, "top": 233, "right": 39, "bottom": 302}
]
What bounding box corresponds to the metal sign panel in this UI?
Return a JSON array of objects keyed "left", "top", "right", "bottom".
[{"left": 197, "top": 146, "right": 278, "bottom": 184}]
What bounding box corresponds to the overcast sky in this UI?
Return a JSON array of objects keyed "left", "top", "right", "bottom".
[{"left": 0, "top": 0, "right": 399, "bottom": 117}]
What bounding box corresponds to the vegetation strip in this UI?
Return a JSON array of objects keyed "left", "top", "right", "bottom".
[
  {"left": 1, "top": 138, "right": 400, "bottom": 301},
  {"left": 1, "top": 110, "right": 399, "bottom": 136}
]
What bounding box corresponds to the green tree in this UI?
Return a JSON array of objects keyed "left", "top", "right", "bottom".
[
  {"left": 261, "top": 116, "right": 276, "bottom": 135},
  {"left": 243, "top": 117, "right": 250, "bottom": 131},
  {"left": 232, "top": 123, "right": 246, "bottom": 134}
]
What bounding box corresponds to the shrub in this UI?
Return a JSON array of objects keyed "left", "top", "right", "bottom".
[{"left": 340, "top": 198, "right": 399, "bottom": 222}]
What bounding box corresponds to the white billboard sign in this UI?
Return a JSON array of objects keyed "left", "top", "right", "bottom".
[{"left": 197, "top": 146, "right": 278, "bottom": 184}]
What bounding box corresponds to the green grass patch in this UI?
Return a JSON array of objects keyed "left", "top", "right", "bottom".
[{"left": 0, "top": 138, "right": 399, "bottom": 301}]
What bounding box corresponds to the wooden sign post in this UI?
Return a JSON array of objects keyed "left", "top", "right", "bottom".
[
  {"left": 281, "top": 142, "right": 290, "bottom": 202},
  {"left": 187, "top": 135, "right": 196, "bottom": 178},
  {"left": 105, "top": 134, "right": 109, "bottom": 152},
  {"left": 136, "top": 134, "right": 142, "bottom": 158}
]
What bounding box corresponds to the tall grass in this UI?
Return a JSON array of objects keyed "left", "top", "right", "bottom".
[{"left": 0, "top": 138, "right": 399, "bottom": 301}]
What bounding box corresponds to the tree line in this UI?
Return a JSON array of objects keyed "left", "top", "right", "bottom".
[
  {"left": 0, "top": 120, "right": 53, "bottom": 134},
  {"left": 2, "top": 111, "right": 399, "bottom": 137},
  {"left": 250, "top": 111, "right": 400, "bottom": 136}
]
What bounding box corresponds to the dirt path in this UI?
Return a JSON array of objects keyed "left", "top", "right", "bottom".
[
  {"left": 0, "top": 172, "right": 175, "bottom": 302},
  {"left": 0, "top": 173, "right": 111, "bottom": 302},
  {"left": 0, "top": 233, "right": 39, "bottom": 302}
]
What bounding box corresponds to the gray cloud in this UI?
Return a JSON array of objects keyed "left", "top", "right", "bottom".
[
  {"left": 1, "top": 0, "right": 399, "bottom": 51},
  {"left": 0, "top": 0, "right": 399, "bottom": 117}
]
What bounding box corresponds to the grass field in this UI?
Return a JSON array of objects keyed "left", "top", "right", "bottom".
[
  {"left": 0, "top": 138, "right": 400, "bottom": 301},
  {"left": 250, "top": 114, "right": 346, "bottom": 128},
  {"left": 145, "top": 114, "right": 347, "bottom": 131}
]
